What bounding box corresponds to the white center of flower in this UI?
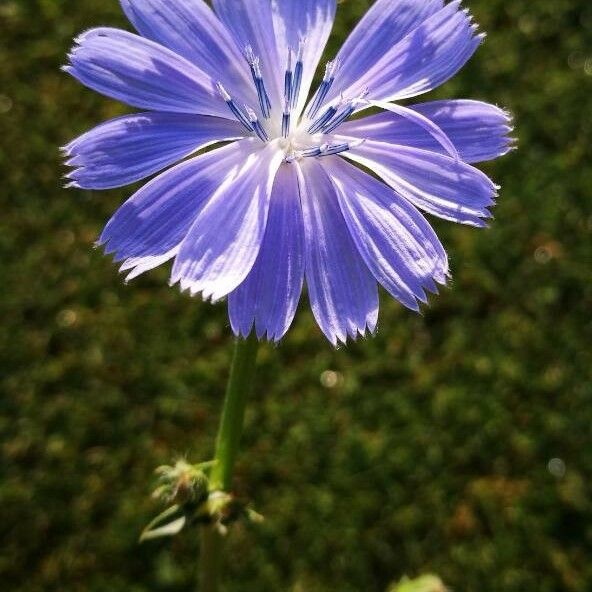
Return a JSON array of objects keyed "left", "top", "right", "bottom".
[{"left": 216, "top": 43, "right": 366, "bottom": 163}]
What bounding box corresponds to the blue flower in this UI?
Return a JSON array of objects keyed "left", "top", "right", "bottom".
[{"left": 63, "top": 0, "right": 513, "bottom": 345}]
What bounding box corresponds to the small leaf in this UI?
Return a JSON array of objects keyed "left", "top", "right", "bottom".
[
  {"left": 140, "top": 505, "right": 187, "bottom": 543},
  {"left": 140, "top": 516, "right": 186, "bottom": 542}
]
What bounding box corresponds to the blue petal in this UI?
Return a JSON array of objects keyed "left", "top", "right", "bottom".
[
  {"left": 171, "top": 141, "right": 285, "bottom": 302},
  {"left": 99, "top": 139, "right": 253, "bottom": 270},
  {"left": 330, "top": 0, "right": 443, "bottom": 99},
  {"left": 272, "top": 0, "right": 336, "bottom": 117},
  {"left": 342, "top": 141, "right": 498, "bottom": 226},
  {"left": 64, "top": 28, "right": 229, "bottom": 117},
  {"left": 120, "top": 0, "right": 256, "bottom": 106},
  {"left": 325, "top": 157, "right": 449, "bottom": 309},
  {"left": 212, "top": 0, "right": 283, "bottom": 107},
  {"left": 339, "top": 100, "right": 514, "bottom": 164},
  {"left": 297, "top": 158, "right": 378, "bottom": 346},
  {"left": 228, "top": 164, "right": 305, "bottom": 342},
  {"left": 352, "top": 99, "right": 460, "bottom": 159},
  {"left": 64, "top": 113, "right": 245, "bottom": 189},
  {"left": 325, "top": 1, "right": 482, "bottom": 105}
]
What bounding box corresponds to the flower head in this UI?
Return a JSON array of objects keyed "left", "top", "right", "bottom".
[{"left": 63, "top": 0, "right": 513, "bottom": 345}]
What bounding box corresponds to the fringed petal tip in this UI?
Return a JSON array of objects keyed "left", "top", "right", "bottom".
[
  {"left": 72, "top": 28, "right": 106, "bottom": 45},
  {"left": 173, "top": 277, "right": 219, "bottom": 304},
  {"left": 63, "top": 179, "right": 80, "bottom": 190},
  {"left": 171, "top": 274, "right": 241, "bottom": 305},
  {"left": 232, "top": 314, "right": 379, "bottom": 347},
  {"left": 230, "top": 323, "right": 286, "bottom": 344},
  {"left": 323, "top": 313, "right": 379, "bottom": 349},
  {"left": 59, "top": 113, "right": 246, "bottom": 190},
  {"left": 408, "top": 268, "right": 453, "bottom": 312}
]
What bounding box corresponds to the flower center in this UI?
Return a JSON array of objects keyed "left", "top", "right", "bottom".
[{"left": 216, "top": 43, "right": 366, "bottom": 163}]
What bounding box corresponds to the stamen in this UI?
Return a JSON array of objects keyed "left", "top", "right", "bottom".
[
  {"left": 322, "top": 88, "right": 369, "bottom": 134},
  {"left": 282, "top": 98, "right": 291, "bottom": 138},
  {"left": 245, "top": 106, "right": 269, "bottom": 142},
  {"left": 216, "top": 82, "right": 253, "bottom": 132},
  {"left": 290, "top": 38, "right": 305, "bottom": 109},
  {"left": 284, "top": 49, "right": 293, "bottom": 107},
  {"left": 296, "top": 140, "right": 365, "bottom": 160},
  {"left": 307, "top": 59, "right": 340, "bottom": 120},
  {"left": 245, "top": 45, "right": 271, "bottom": 119},
  {"left": 319, "top": 139, "right": 364, "bottom": 157}
]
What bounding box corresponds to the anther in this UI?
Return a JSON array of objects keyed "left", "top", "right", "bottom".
[
  {"left": 245, "top": 106, "right": 269, "bottom": 142},
  {"left": 216, "top": 82, "right": 253, "bottom": 132},
  {"left": 318, "top": 140, "right": 363, "bottom": 157},
  {"left": 245, "top": 45, "right": 271, "bottom": 119}
]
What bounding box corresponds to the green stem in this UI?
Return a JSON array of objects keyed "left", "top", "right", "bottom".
[
  {"left": 199, "top": 333, "right": 260, "bottom": 592},
  {"left": 199, "top": 525, "right": 223, "bottom": 592}
]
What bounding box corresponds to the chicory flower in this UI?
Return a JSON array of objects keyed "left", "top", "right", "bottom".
[{"left": 63, "top": 0, "right": 512, "bottom": 345}]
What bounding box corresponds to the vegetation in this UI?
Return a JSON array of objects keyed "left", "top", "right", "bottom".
[{"left": 1, "top": 0, "right": 591, "bottom": 590}]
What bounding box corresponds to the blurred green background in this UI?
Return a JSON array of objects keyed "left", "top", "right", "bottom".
[{"left": 1, "top": 0, "right": 591, "bottom": 590}]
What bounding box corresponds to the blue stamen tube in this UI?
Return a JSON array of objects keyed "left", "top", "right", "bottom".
[
  {"left": 284, "top": 49, "right": 293, "bottom": 107},
  {"left": 290, "top": 39, "right": 305, "bottom": 109},
  {"left": 245, "top": 106, "right": 269, "bottom": 142},
  {"left": 308, "top": 104, "right": 338, "bottom": 134},
  {"left": 245, "top": 45, "right": 271, "bottom": 119},
  {"left": 216, "top": 82, "right": 253, "bottom": 132},
  {"left": 307, "top": 59, "right": 339, "bottom": 120},
  {"left": 282, "top": 98, "right": 291, "bottom": 138}
]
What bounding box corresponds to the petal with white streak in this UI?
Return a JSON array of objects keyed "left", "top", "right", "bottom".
[
  {"left": 120, "top": 0, "right": 256, "bottom": 105},
  {"left": 342, "top": 141, "right": 498, "bottom": 226},
  {"left": 339, "top": 100, "right": 514, "bottom": 163},
  {"left": 64, "top": 28, "right": 228, "bottom": 117},
  {"left": 171, "top": 141, "right": 284, "bottom": 302},
  {"left": 229, "top": 164, "right": 305, "bottom": 341},
  {"left": 298, "top": 158, "right": 378, "bottom": 345},
  {"left": 64, "top": 113, "right": 245, "bottom": 189},
  {"left": 329, "top": 0, "right": 443, "bottom": 100},
  {"left": 99, "top": 140, "right": 255, "bottom": 269},
  {"left": 326, "top": 1, "right": 482, "bottom": 105},
  {"left": 325, "top": 157, "right": 449, "bottom": 308}
]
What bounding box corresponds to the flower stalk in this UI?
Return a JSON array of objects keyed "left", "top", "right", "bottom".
[{"left": 199, "top": 333, "right": 260, "bottom": 592}]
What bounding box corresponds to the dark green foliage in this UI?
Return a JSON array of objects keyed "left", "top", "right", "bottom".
[{"left": 1, "top": 1, "right": 591, "bottom": 590}]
